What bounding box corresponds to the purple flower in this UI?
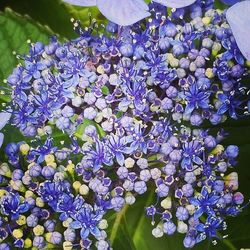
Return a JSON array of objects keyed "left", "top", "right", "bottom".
[
  {"left": 1, "top": 192, "right": 29, "bottom": 220},
  {"left": 183, "top": 82, "right": 210, "bottom": 114},
  {"left": 56, "top": 194, "right": 85, "bottom": 221},
  {"left": 70, "top": 204, "right": 104, "bottom": 239},
  {"left": 226, "top": 1, "right": 250, "bottom": 60},
  {"left": 63, "top": 0, "right": 150, "bottom": 26},
  {"left": 190, "top": 187, "right": 220, "bottom": 218}
]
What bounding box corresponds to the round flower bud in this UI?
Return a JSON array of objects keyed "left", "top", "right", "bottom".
[
  {"left": 224, "top": 172, "right": 238, "bottom": 191},
  {"left": 12, "top": 169, "right": 24, "bottom": 180},
  {"left": 134, "top": 181, "right": 147, "bottom": 195},
  {"left": 13, "top": 229, "right": 23, "bottom": 238},
  {"left": 226, "top": 145, "right": 239, "bottom": 158},
  {"left": 50, "top": 232, "right": 62, "bottom": 244},
  {"left": 63, "top": 218, "right": 73, "bottom": 228},
  {"left": 183, "top": 236, "right": 195, "bottom": 248},
  {"left": 64, "top": 229, "right": 76, "bottom": 242},
  {"left": 33, "top": 225, "right": 44, "bottom": 236},
  {"left": 24, "top": 238, "right": 32, "bottom": 248},
  {"left": 79, "top": 184, "right": 89, "bottom": 195},
  {"left": 0, "top": 243, "right": 10, "bottom": 250},
  {"left": 137, "top": 158, "right": 148, "bottom": 169},
  {"left": 27, "top": 214, "right": 38, "bottom": 227},
  {"left": 33, "top": 236, "right": 46, "bottom": 249},
  {"left": 124, "top": 157, "right": 135, "bottom": 169},
  {"left": 117, "top": 167, "right": 128, "bottom": 179},
  {"left": 16, "top": 215, "right": 26, "bottom": 226},
  {"left": 177, "top": 221, "right": 188, "bottom": 234},
  {"left": 125, "top": 194, "right": 136, "bottom": 205},
  {"left": 72, "top": 96, "right": 82, "bottom": 107},
  {"left": 36, "top": 197, "right": 45, "bottom": 207},
  {"left": 161, "top": 197, "right": 172, "bottom": 210},
  {"left": 111, "top": 197, "right": 125, "bottom": 211},
  {"left": 96, "top": 240, "right": 109, "bottom": 250},
  {"left": 176, "top": 206, "right": 189, "bottom": 221},
  {"left": 233, "top": 192, "right": 244, "bottom": 205},
  {"left": 98, "top": 219, "right": 108, "bottom": 230},
  {"left": 157, "top": 183, "right": 169, "bottom": 197},
  {"left": 45, "top": 154, "right": 55, "bottom": 164},
  {"left": 140, "top": 169, "right": 151, "bottom": 182},
  {"left": 63, "top": 241, "right": 73, "bottom": 250},
  {"left": 73, "top": 181, "right": 81, "bottom": 191},
  {"left": 152, "top": 226, "right": 164, "bottom": 238},
  {"left": 20, "top": 144, "right": 30, "bottom": 155},
  {"left": 44, "top": 220, "right": 56, "bottom": 232},
  {"left": 163, "top": 221, "right": 176, "bottom": 235},
  {"left": 150, "top": 168, "right": 161, "bottom": 180}
]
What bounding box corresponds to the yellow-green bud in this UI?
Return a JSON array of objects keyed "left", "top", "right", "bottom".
[
  {"left": 24, "top": 238, "right": 32, "bottom": 248},
  {"left": 73, "top": 181, "right": 81, "bottom": 191},
  {"left": 79, "top": 184, "right": 89, "bottom": 196},
  {"left": 0, "top": 189, "right": 7, "bottom": 197},
  {"left": 16, "top": 215, "right": 26, "bottom": 226},
  {"left": 20, "top": 144, "right": 30, "bottom": 155},
  {"left": 98, "top": 219, "right": 108, "bottom": 230},
  {"left": 211, "top": 144, "right": 224, "bottom": 155},
  {"left": 13, "top": 229, "right": 23, "bottom": 238},
  {"left": 45, "top": 154, "right": 55, "bottom": 164},
  {"left": 36, "top": 197, "right": 45, "bottom": 207},
  {"left": 62, "top": 218, "right": 73, "bottom": 228},
  {"left": 63, "top": 241, "right": 73, "bottom": 250},
  {"left": 124, "top": 157, "right": 135, "bottom": 169},
  {"left": 37, "top": 128, "right": 45, "bottom": 136},
  {"left": 33, "top": 225, "right": 44, "bottom": 236},
  {"left": 160, "top": 197, "right": 172, "bottom": 209},
  {"left": 0, "top": 163, "right": 11, "bottom": 177},
  {"left": 25, "top": 190, "right": 34, "bottom": 198},
  {"left": 10, "top": 180, "right": 25, "bottom": 192},
  {"left": 45, "top": 232, "right": 52, "bottom": 242},
  {"left": 205, "top": 68, "right": 214, "bottom": 79},
  {"left": 202, "top": 16, "right": 211, "bottom": 25},
  {"left": 66, "top": 163, "right": 75, "bottom": 173}
]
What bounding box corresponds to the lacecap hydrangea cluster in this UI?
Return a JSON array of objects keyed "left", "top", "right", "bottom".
[{"left": 1, "top": 1, "right": 250, "bottom": 249}]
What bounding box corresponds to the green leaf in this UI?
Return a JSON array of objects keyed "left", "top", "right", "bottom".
[
  {"left": 0, "top": 0, "right": 106, "bottom": 38},
  {"left": 0, "top": 8, "right": 54, "bottom": 103}
]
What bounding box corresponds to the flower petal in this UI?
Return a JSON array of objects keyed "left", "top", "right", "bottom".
[
  {"left": 153, "top": 0, "right": 196, "bottom": 8},
  {"left": 96, "top": 0, "right": 150, "bottom": 26},
  {"left": 0, "top": 133, "right": 4, "bottom": 148},
  {"left": 220, "top": 0, "right": 239, "bottom": 5},
  {"left": 62, "top": 0, "right": 96, "bottom": 6},
  {"left": 0, "top": 112, "right": 11, "bottom": 130},
  {"left": 226, "top": 1, "right": 250, "bottom": 60}
]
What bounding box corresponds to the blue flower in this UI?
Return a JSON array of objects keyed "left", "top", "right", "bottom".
[
  {"left": 190, "top": 187, "right": 220, "bottom": 218},
  {"left": 70, "top": 204, "right": 104, "bottom": 239},
  {"left": 183, "top": 82, "right": 211, "bottom": 114},
  {"left": 217, "top": 92, "right": 241, "bottom": 119},
  {"left": 1, "top": 192, "right": 29, "bottom": 220},
  {"left": 181, "top": 140, "right": 203, "bottom": 171},
  {"left": 106, "top": 134, "right": 134, "bottom": 166},
  {"left": 196, "top": 216, "right": 224, "bottom": 242},
  {"left": 39, "top": 181, "right": 68, "bottom": 210},
  {"left": 83, "top": 139, "right": 113, "bottom": 172},
  {"left": 30, "top": 138, "right": 57, "bottom": 163},
  {"left": 56, "top": 194, "right": 85, "bottom": 221}
]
